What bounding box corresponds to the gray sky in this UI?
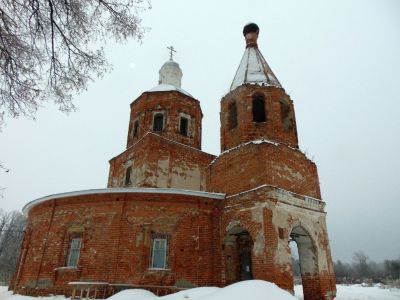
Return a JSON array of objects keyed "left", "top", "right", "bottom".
[{"left": 1, "top": 0, "right": 399, "bottom": 263}]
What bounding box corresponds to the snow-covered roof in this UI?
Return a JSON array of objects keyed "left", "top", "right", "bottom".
[
  {"left": 148, "top": 83, "right": 192, "bottom": 97},
  {"left": 230, "top": 24, "right": 281, "bottom": 92},
  {"left": 22, "top": 188, "right": 225, "bottom": 215},
  {"left": 230, "top": 46, "right": 282, "bottom": 91}
]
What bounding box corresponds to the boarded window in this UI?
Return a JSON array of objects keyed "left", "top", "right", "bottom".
[
  {"left": 179, "top": 117, "right": 189, "bottom": 136},
  {"left": 151, "top": 235, "right": 168, "bottom": 269},
  {"left": 132, "top": 120, "right": 139, "bottom": 138},
  {"left": 125, "top": 166, "right": 132, "bottom": 186},
  {"left": 67, "top": 237, "right": 82, "bottom": 267},
  {"left": 252, "top": 94, "right": 266, "bottom": 122},
  {"left": 153, "top": 114, "right": 164, "bottom": 132},
  {"left": 228, "top": 102, "right": 238, "bottom": 129}
]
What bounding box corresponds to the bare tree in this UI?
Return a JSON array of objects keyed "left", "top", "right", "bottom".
[
  {"left": 0, "top": 209, "right": 26, "bottom": 284},
  {"left": 353, "top": 250, "right": 370, "bottom": 279},
  {"left": 0, "top": 0, "right": 150, "bottom": 123}
]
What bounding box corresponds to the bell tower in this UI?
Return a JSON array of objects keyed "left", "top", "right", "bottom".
[{"left": 220, "top": 23, "right": 298, "bottom": 152}]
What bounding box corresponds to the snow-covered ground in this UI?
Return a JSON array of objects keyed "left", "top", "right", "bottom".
[
  {"left": 1, "top": 282, "right": 400, "bottom": 300},
  {"left": 294, "top": 284, "right": 400, "bottom": 300}
]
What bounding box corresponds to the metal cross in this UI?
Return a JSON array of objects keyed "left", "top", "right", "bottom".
[{"left": 167, "top": 46, "right": 176, "bottom": 61}]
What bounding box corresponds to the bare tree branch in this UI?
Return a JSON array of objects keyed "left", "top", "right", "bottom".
[{"left": 0, "top": 0, "right": 151, "bottom": 124}]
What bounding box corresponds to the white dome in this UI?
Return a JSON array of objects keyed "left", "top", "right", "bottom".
[{"left": 158, "top": 59, "right": 183, "bottom": 88}]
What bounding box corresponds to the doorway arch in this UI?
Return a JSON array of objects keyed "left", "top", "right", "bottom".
[
  {"left": 223, "top": 225, "right": 254, "bottom": 285},
  {"left": 290, "top": 226, "right": 320, "bottom": 300}
]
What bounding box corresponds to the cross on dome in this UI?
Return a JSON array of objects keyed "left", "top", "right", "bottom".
[{"left": 167, "top": 45, "right": 176, "bottom": 61}]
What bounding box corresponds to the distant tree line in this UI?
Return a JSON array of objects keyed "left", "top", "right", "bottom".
[
  {"left": 334, "top": 251, "right": 400, "bottom": 286},
  {"left": 292, "top": 251, "right": 400, "bottom": 287},
  {"left": 0, "top": 209, "right": 25, "bottom": 285}
]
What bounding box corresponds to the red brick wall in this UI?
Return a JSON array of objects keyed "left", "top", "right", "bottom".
[
  {"left": 108, "top": 133, "right": 215, "bottom": 190},
  {"left": 218, "top": 186, "right": 336, "bottom": 300},
  {"left": 220, "top": 85, "right": 298, "bottom": 152},
  {"left": 12, "top": 192, "right": 221, "bottom": 294},
  {"left": 126, "top": 91, "right": 203, "bottom": 149},
  {"left": 208, "top": 142, "right": 321, "bottom": 199},
  {"left": 12, "top": 187, "right": 336, "bottom": 300}
]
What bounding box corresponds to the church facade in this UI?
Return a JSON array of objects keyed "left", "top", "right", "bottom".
[{"left": 11, "top": 24, "right": 336, "bottom": 300}]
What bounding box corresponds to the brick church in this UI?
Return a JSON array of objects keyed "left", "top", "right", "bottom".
[{"left": 11, "top": 24, "right": 336, "bottom": 300}]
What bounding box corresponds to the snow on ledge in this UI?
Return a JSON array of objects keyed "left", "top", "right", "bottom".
[
  {"left": 148, "top": 83, "right": 193, "bottom": 97},
  {"left": 209, "top": 138, "right": 298, "bottom": 167},
  {"left": 22, "top": 188, "right": 225, "bottom": 215},
  {"left": 225, "top": 184, "right": 323, "bottom": 205}
]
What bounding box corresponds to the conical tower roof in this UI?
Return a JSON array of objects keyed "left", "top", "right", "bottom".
[{"left": 230, "top": 23, "right": 281, "bottom": 91}]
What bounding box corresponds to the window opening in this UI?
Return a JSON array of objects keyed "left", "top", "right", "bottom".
[
  {"left": 133, "top": 120, "right": 139, "bottom": 138},
  {"left": 252, "top": 94, "right": 266, "bottom": 122},
  {"left": 179, "top": 117, "right": 189, "bottom": 136},
  {"left": 125, "top": 166, "right": 132, "bottom": 186},
  {"left": 67, "top": 237, "right": 82, "bottom": 267},
  {"left": 280, "top": 100, "right": 293, "bottom": 131},
  {"left": 153, "top": 114, "right": 164, "bottom": 132},
  {"left": 228, "top": 102, "right": 238, "bottom": 129},
  {"left": 151, "top": 235, "right": 168, "bottom": 269}
]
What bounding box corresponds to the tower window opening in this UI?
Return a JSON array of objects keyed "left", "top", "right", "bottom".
[
  {"left": 132, "top": 120, "right": 139, "bottom": 138},
  {"left": 125, "top": 166, "right": 132, "bottom": 186},
  {"left": 280, "top": 99, "right": 293, "bottom": 131},
  {"left": 228, "top": 101, "right": 238, "bottom": 129},
  {"left": 153, "top": 114, "right": 164, "bottom": 132},
  {"left": 179, "top": 117, "right": 189, "bottom": 137},
  {"left": 252, "top": 94, "right": 266, "bottom": 122}
]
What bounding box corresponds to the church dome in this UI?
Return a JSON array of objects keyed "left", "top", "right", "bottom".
[
  {"left": 147, "top": 58, "right": 192, "bottom": 97},
  {"left": 161, "top": 60, "right": 180, "bottom": 68},
  {"left": 158, "top": 59, "right": 182, "bottom": 88}
]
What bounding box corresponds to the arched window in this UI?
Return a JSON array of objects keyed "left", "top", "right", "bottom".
[
  {"left": 252, "top": 94, "right": 266, "bottom": 122},
  {"left": 153, "top": 113, "right": 164, "bottom": 132},
  {"left": 125, "top": 166, "right": 132, "bottom": 186},
  {"left": 228, "top": 101, "right": 238, "bottom": 129}
]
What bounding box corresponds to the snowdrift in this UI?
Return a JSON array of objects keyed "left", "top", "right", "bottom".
[{"left": 107, "top": 280, "right": 298, "bottom": 300}]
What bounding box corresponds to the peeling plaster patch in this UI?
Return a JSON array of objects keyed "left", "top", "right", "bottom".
[
  {"left": 156, "top": 158, "right": 169, "bottom": 188},
  {"left": 171, "top": 164, "right": 201, "bottom": 190},
  {"left": 251, "top": 207, "right": 264, "bottom": 223},
  {"left": 283, "top": 165, "right": 304, "bottom": 181},
  {"left": 254, "top": 231, "right": 265, "bottom": 256},
  {"left": 226, "top": 220, "right": 241, "bottom": 232},
  {"left": 272, "top": 202, "right": 330, "bottom": 272},
  {"left": 136, "top": 231, "right": 143, "bottom": 247}
]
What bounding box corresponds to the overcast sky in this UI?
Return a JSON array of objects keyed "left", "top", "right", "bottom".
[{"left": 1, "top": 0, "right": 399, "bottom": 263}]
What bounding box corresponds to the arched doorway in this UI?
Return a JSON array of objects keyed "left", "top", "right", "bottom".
[
  {"left": 223, "top": 225, "right": 254, "bottom": 285},
  {"left": 289, "top": 226, "right": 320, "bottom": 300}
]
